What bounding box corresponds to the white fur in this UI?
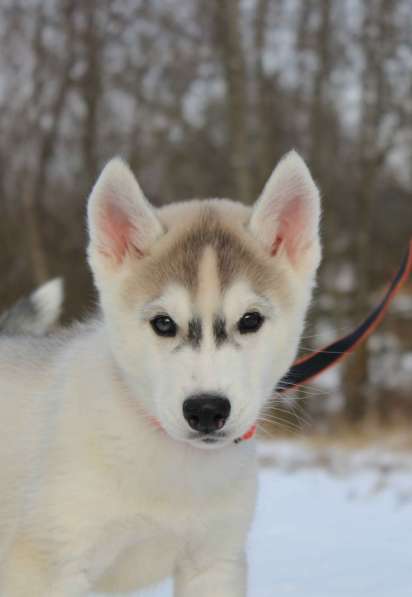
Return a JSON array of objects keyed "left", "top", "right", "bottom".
[
  {"left": 31, "top": 277, "right": 64, "bottom": 332},
  {"left": 0, "top": 151, "right": 321, "bottom": 596}
]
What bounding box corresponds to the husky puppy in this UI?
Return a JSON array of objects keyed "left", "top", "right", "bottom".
[
  {"left": 0, "top": 151, "right": 321, "bottom": 596},
  {"left": 0, "top": 278, "right": 63, "bottom": 336}
]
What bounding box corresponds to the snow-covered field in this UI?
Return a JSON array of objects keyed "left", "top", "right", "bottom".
[
  {"left": 249, "top": 441, "right": 412, "bottom": 597},
  {"left": 100, "top": 439, "right": 412, "bottom": 597}
]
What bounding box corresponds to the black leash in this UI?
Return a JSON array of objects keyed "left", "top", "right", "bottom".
[{"left": 276, "top": 240, "right": 412, "bottom": 394}]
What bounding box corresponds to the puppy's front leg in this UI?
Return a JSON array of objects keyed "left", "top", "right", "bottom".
[
  {"left": 174, "top": 550, "right": 247, "bottom": 597},
  {"left": 0, "top": 536, "right": 91, "bottom": 597},
  {"left": 0, "top": 563, "right": 90, "bottom": 597}
]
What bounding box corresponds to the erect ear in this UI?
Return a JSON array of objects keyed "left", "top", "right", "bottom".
[
  {"left": 87, "top": 158, "right": 163, "bottom": 269},
  {"left": 249, "top": 151, "right": 321, "bottom": 273}
]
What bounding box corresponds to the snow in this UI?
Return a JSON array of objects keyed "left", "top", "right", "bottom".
[
  {"left": 250, "top": 468, "right": 412, "bottom": 597},
  {"left": 98, "top": 439, "right": 412, "bottom": 597}
]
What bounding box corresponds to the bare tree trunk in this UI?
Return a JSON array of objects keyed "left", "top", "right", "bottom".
[
  {"left": 295, "top": 0, "right": 315, "bottom": 104},
  {"left": 21, "top": 4, "right": 49, "bottom": 284},
  {"left": 310, "top": 0, "right": 332, "bottom": 177},
  {"left": 253, "top": 0, "right": 273, "bottom": 188},
  {"left": 81, "top": 2, "right": 102, "bottom": 186},
  {"left": 22, "top": 0, "right": 75, "bottom": 284},
  {"left": 21, "top": 180, "right": 49, "bottom": 283},
  {"left": 214, "top": 0, "right": 252, "bottom": 202},
  {"left": 342, "top": 0, "right": 394, "bottom": 423}
]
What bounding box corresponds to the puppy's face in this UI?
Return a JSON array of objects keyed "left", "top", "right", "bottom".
[{"left": 87, "top": 153, "right": 321, "bottom": 449}]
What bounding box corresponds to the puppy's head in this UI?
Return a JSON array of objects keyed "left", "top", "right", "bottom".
[{"left": 87, "top": 152, "right": 321, "bottom": 449}]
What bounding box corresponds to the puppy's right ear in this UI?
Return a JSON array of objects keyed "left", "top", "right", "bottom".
[{"left": 87, "top": 158, "right": 163, "bottom": 271}]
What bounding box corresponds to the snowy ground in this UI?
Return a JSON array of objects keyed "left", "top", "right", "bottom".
[
  {"left": 250, "top": 440, "right": 412, "bottom": 597},
  {"left": 99, "top": 438, "right": 412, "bottom": 597}
]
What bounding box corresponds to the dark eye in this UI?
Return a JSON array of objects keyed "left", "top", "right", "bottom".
[
  {"left": 238, "top": 312, "right": 264, "bottom": 334},
  {"left": 150, "top": 315, "right": 177, "bottom": 337}
]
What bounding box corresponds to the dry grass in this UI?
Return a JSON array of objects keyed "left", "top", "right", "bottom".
[{"left": 258, "top": 417, "right": 412, "bottom": 454}]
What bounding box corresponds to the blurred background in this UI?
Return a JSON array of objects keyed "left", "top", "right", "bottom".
[
  {"left": 0, "top": 2, "right": 411, "bottom": 594},
  {"left": 0, "top": 0, "right": 411, "bottom": 433}
]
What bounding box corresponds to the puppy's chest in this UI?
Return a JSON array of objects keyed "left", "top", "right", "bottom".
[
  {"left": 87, "top": 431, "right": 256, "bottom": 577},
  {"left": 117, "top": 473, "right": 220, "bottom": 536},
  {"left": 110, "top": 446, "right": 243, "bottom": 532},
  {"left": 90, "top": 480, "right": 217, "bottom": 585}
]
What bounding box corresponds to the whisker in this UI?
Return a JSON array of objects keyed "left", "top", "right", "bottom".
[
  {"left": 257, "top": 413, "right": 303, "bottom": 433},
  {"left": 275, "top": 383, "right": 330, "bottom": 398},
  {"left": 262, "top": 408, "right": 310, "bottom": 431},
  {"left": 297, "top": 346, "right": 346, "bottom": 355}
]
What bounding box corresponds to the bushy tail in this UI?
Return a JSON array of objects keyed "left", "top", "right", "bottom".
[{"left": 0, "top": 278, "right": 64, "bottom": 335}]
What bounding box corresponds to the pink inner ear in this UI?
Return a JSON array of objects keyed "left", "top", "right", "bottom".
[
  {"left": 271, "top": 235, "right": 283, "bottom": 256},
  {"left": 271, "top": 196, "right": 307, "bottom": 262},
  {"left": 99, "top": 201, "right": 142, "bottom": 263}
]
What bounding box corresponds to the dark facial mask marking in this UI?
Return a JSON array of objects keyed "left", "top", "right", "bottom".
[
  {"left": 213, "top": 317, "right": 228, "bottom": 347},
  {"left": 188, "top": 317, "right": 202, "bottom": 348}
]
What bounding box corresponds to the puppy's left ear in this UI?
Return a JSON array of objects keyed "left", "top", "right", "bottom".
[{"left": 249, "top": 150, "right": 321, "bottom": 274}]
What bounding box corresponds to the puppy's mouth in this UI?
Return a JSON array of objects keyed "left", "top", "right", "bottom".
[
  {"left": 187, "top": 423, "right": 257, "bottom": 448},
  {"left": 186, "top": 431, "right": 231, "bottom": 450},
  {"left": 188, "top": 431, "right": 227, "bottom": 447},
  {"left": 148, "top": 416, "right": 256, "bottom": 448}
]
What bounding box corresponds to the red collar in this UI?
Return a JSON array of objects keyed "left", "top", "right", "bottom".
[{"left": 235, "top": 424, "right": 257, "bottom": 443}]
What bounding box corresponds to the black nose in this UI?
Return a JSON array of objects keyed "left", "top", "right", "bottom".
[{"left": 183, "top": 394, "right": 231, "bottom": 434}]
